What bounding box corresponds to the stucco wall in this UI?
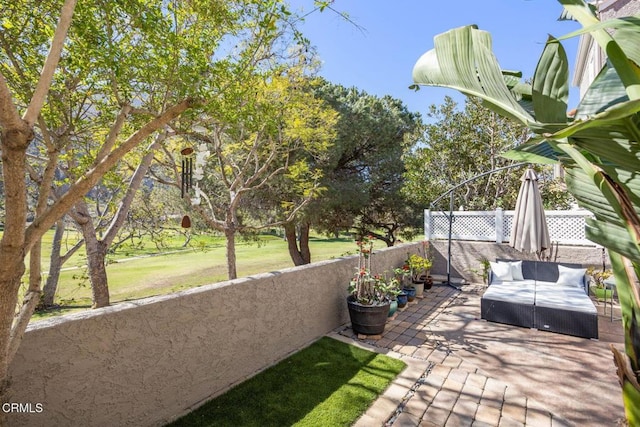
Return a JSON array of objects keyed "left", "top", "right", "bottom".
[
  {"left": 5, "top": 240, "right": 605, "bottom": 426},
  {"left": 7, "top": 242, "right": 419, "bottom": 427}
]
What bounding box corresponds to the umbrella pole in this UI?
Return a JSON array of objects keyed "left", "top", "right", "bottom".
[
  {"left": 444, "top": 191, "right": 461, "bottom": 291},
  {"left": 428, "top": 162, "right": 527, "bottom": 290}
]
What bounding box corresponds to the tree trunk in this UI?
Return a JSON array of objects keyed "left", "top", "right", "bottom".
[
  {"left": 0, "top": 161, "right": 28, "bottom": 419},
  {"left": 41, "top": 219, "right": 65, "bottom": 307},
  {"left": 225, "top": 225, "right": 237, "bottom": 280},
  {"left": 0, "top": 126, "right": 31, "bottom": 414},
  {"left": 284, "top": 222, "right": 306, "bottom": 266},
  {"left": 300, "top": 222, "right": 311, "bottom": 264},
  {"left": 72, "top": 202, "right": 110, "bottom": 308},
  {"left": 86, "top": 237, "right": 110, "bottom": 308},
  {"left": 40, "top": 219, "right": 83, "bottom": 308},
  {"left": 64, "top": 136, "right": 163, "bottom": 309}
]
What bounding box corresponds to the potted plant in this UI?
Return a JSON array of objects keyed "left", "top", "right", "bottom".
[
  {"left": 407, "top": 253, "right": 433, "bottom": 294},
  {"left": 394, "top": 265, "right": 412, "bottom": 291},
  {"left": 347, "top": 236, "right": 392, "bottom": 335},
  {"left": 385, "top": 277, "right": 402, "bottom": 319},
  {"left": 586, "top": 267, "right": 614, "bottom": 301}
]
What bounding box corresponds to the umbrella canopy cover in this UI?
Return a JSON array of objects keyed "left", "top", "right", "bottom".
[{"left": 509, "top": 168, "right": 550, "bottom": 255}]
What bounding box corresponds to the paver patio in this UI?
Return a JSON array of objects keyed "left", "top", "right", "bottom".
[{"left": 330, "top": 280, "right": 626, "bottom": 426}]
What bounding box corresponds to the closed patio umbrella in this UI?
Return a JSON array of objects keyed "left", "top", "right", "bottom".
[{"left": 509, "top": 168, "right": 550, "bottom": 259}]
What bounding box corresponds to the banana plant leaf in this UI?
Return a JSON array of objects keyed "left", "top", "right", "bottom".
[{"left": 412, "top": 25, "right": 534, "bottom": 125}]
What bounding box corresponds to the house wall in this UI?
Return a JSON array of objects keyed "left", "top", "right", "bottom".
[
  {"left": 7, "top": 242, "right": 419, "bottom": 427},
  {"left": 573, "top": 0, "right": 640, "bottom": 98}
]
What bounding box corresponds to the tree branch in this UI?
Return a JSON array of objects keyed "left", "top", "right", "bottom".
[
  {"left": 23, "top": 0, "right": 78, "bottom": 126},
  {"left": 0, "top": 73, "right": 24, "bottom": 130},
  {"left": 24, "top": 98, "right": 195, "bottom": 250}
]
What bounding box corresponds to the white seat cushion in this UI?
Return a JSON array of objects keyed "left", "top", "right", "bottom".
[
  {"left": 534, "top": 284, "right": 596, "bottom": 314},
  {"left": 483, "top": 282, "right": 535, "bottom": 305}
]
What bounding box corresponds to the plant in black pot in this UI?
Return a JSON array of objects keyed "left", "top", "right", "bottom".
[{"left": 347, "top": 236, "right": 392, "bottom": 335}]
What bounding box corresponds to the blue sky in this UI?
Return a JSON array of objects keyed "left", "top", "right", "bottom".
[{"left": 288, "top": 0, "right": 583, "bottom": 119}]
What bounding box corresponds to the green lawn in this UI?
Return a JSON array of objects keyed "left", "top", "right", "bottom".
[
  {"left": 166, "top": 336, "right": 406, "bottom": 427},
  {"left": 29, "top": 232, "right": 364, "bottom": 321}
]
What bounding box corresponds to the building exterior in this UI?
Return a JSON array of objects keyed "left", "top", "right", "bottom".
[{"left": 572, "top": 0, "right": 640, "bottom": 98}]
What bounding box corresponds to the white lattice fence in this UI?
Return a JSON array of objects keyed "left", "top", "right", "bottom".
[{"left": 425, "top": 208, "right": 596, "bottom": 246}]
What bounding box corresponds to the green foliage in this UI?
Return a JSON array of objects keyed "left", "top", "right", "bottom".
[
  {"left": 309, "top": 80, "right": 424, "bottom": 244},
  {"left": 540, "top": 177, "right": 575, "bottom": 210},
  {"left": 166, "top": 337, "right": 406, "bottom": 427},
  {"left": 192, "top": 72, "right": 336, "bottom": 225},
  {"left": 403, "top": 96, "right": 535, "bottom": 210},
  {"left": 407, "top": 253, "right": 432, "bottom": 279},
  {"left": 586, "top": 266, "right": 613, "bottom": 289},
  {"left": 411, "top": 1, "right": 640, "bottom": 421}
]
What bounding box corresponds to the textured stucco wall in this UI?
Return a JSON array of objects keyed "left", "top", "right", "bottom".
[
  {"left": 600, "top": 0, "right": 640, "bottom": 21},
  {"left": 428, "top": 240, "right": 608, "bottom": 283},
  {"left": 7, "top": 242, "right": 419, "bottom": 427}
]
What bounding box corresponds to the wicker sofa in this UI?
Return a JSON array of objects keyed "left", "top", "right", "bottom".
[{"left": 480, "top": 259, "right": 598, "bottom": 339}]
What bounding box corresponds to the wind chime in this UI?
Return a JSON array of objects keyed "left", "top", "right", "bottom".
[{"left": 180, "top": 147, "right": 194, "bottom": 228}]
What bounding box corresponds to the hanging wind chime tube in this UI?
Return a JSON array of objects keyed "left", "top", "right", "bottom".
[
  {"left": 180, "top": 147, "right": 194, "bottom": 199},
  {"left": 180, "top": 147, "right": 195, "bottom": 228}
]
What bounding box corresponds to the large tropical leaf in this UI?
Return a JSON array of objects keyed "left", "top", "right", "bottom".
[
  {"left": 546, "top": 98, "right": 640, "bottom": 139},
  {"left": 571, "top": 131, "right": 640, "bottom": 172},
  {"left": 532, "top": 36, "right": 569, "bottom": 123},
  {"left": 502, "top": 137, "right": 563, "bottom": 164},
  {"left": 564, "top": 166, "right": 639, "bottom": 224},
  {"left": 559, "top": 0, "right": 640, "bottom": 99},
  {"left": 585, "top": 220, "right": 640, "bottom": 261},
  {"left": 576, "top": 64, "right": 629, "bottom": 118},
  {"left": 412, "top": 25, "right": 534, "bottom": 125},
  {"left": 559, "top": 16, "right": 640, "bottom": 66}
]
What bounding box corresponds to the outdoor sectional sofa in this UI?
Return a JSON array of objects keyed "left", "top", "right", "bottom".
[{"left": 480, "top": 259, "right": 598, "bottom": 339}]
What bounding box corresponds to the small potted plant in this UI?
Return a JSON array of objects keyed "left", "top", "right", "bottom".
[
  {"left": 407, "top": 253, "right": 433, "bottom": 296},
  {"left": 394, "top": 265, "right": 411, "bottom": 287},
  {"left": 347, "top": 236, "right": 392, "bottom": 335},
  {"left": 586, "top": 267, "right": 613, "bottom": 301},
  {"left": 383, "top": 276, "right": 402, "bottom": 319}
]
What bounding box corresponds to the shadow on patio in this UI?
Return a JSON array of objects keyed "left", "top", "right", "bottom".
[{"left": 332, "top": 281, "right": 626, "bottom": 426}]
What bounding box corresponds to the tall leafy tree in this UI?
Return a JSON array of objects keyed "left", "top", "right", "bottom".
[
  {"left": 412, "top": 1, "right": 640, "bottom": 421},
  {"left": 291, "top": 81, "right": 423, "bottom": 250},
  {"left": 404, "top": 95, "right": 569, "bottom": 211},
  {"left": 178, "top": 72, "right": 336, "bottom": 279},
  {"left": 405, "top": 96, "right": 527, "bottom": 210},
  {"left": 0, "top": 0, "right": 292, "bottom": 408}
]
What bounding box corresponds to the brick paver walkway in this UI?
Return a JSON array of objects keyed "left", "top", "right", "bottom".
[{"left": 330, "top": 282, "right": 625, "bottom": 426}]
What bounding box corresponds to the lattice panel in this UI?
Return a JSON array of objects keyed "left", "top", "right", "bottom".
[
  {"left": 427, "top": 210, "right": 596, "bottom": 246},
  {"left": 431, "top": 215, "right": 451, "bottom": 237},
  {"left": 430, "top": 213, "right": 496, "bottom": 241},
  {"left": 547, "top": 214, "right": 587, "bottom": 242},
  {"left": 503, "top": 215, "right": 514, "bottom": 238}
]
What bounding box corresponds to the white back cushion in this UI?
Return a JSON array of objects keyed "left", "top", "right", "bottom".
[{"left": 556, "top": 265, "right": 586, "bottom": 288}]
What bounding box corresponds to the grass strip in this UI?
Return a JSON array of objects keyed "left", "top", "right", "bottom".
[{"left": 167, "top": 336, "right": 406, "bottom": 427}]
